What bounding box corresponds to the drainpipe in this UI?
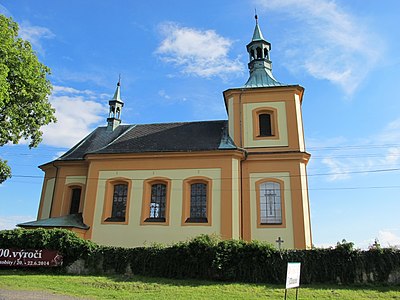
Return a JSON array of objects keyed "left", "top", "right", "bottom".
[
  {"left": 48, "top": 162, "right": 59, "bottom": 219},
  {"left": 238, "top": 89, "right": 246, "bottom": 240}
]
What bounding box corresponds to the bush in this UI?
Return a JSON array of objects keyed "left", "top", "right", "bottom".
[
  {"left": 1, "top": 229, "right": 400, "bottom": 284},
  {"left": 0, "top": 228, "right": 97, "bottom": 267}
]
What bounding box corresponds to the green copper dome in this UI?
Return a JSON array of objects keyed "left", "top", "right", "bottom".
[{"left": 243, "top": 15, "right": 286, "bottom": 88}]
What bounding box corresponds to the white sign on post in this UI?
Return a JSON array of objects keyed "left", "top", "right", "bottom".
[{"left": 285, "top": 262, "right": 301, "bottom": 289}]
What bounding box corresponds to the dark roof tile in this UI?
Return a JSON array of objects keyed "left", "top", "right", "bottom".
[{"left": 55, "top": 120, "right": 236, "bottom": 161}]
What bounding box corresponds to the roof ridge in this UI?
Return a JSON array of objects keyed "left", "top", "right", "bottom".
[{"left": 135, "top": 119, "right": 227, "bottom": 126}]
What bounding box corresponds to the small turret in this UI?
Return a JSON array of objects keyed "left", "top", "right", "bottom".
[
  {"left": 107, "top": 79, "right": 124, "bottom": 131},
  {"left": 244, "top": 14, "right": 283, "bottom": 88}
]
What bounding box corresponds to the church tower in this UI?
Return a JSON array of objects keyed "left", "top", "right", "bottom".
[
  {"left": 107, "top": 79, "right": 124, "bottom": 131},
  {"left": 224, "top": 15, "right": 312, "bottom": 249}
]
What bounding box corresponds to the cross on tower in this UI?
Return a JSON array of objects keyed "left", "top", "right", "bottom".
[{"left": 276, "top": 236, "right": 284, "bottom": 250}]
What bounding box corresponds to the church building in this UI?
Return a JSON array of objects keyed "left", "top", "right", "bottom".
[{"left": 19, "top": 16, "right": 312, "bottom": 249}]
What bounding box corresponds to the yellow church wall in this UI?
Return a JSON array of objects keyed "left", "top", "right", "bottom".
[
  {"left": 82, "top": 152, "right": 243, "bottom": 242},
  {"left": 65, "top": 176, "right": 86, "bottom": 185},
  {"left": 241, "top": 152, "right": 311, "bottom": 249},
  {"left": 242, "top": 102, "right": 288, "bottom": 148},
  {"left": 223, "top": 86, "right": 305, "bottom": 151},
  {"left": 249, "top": 172, "right": 294, "bottom": 249},
  {"left": 228, "top": 97, "right": 235, "bottom": 141},
  {"left": 38, "top": 178, "right": 55, "bottom": 220},
  {"left": 90, "top": 168, "right": 222, "bottom": 247},
  {"left": 300, "top": 162, "right": 312, "bottom": 248},
  {"left": 61, "top": 176, "right": 87, "bottom": 215},
  {"left": 295, "top": 94, "right": 305, "bottom": 152},
  {"left": 231, "top": 158, "right": 240, "bottom": 239},
  {"left": 48, "top": 163, "right": 88, "bottom": 217}
]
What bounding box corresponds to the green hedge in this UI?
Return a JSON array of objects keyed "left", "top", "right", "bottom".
[
  {"left": 1, "top": 229, "right": 400, "bottom": 284},
  {"left": 0, "top": 228, "right": 97, "bottom": 267}
]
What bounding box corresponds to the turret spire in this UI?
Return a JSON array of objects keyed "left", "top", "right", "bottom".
[
  {"left": 107, "top": 78, "right": 124, "bottom": 131},
  {"left": 252, "top": 10, "right": 264, "bottom": 41},
  {"left": 244, "top": 15, "right": 284, "bottom": 88}
]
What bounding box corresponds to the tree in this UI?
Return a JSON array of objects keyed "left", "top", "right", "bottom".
[{"left": 0, "top": 15, "right": 56, "bottom": 183}]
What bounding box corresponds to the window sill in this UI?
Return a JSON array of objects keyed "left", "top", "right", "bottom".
[
  {"left": 185, "top": 217, "right": 208, "bottom": 223},
  {"left": 104, "top": 217, "right": 126, "bottom": 222},
  {"left": 144, "top": 217, "right": 166, "bottom": 223}
]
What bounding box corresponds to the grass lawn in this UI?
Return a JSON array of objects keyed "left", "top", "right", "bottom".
[{"left": 1, "top": 270, "right": 400, "bottom": 299}]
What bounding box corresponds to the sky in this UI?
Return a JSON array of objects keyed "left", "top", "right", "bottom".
[{"left": 1, "top": 0, "right": 400, "bottom": 249}]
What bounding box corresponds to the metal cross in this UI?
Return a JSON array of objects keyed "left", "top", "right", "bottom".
[{"left": 276, "top": 236, "right": 284, "bottom": 250}]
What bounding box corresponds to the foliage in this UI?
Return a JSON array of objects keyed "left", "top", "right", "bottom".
[
  {"left": 0, "top": 228, "right": 97, "bottom": 266},
  {"left": 0, "top": 158, "right": 11, "bottom": 183},
  {"left": 0, "top": 15, "right": 56, "bottom": 183},
  {"left": 1, "top": 229, "right": 400, "bottom": 285}
]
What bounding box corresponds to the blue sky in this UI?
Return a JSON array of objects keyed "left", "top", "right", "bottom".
[{"left": 1, "top": 0, "right": 400, "bottom": 248}]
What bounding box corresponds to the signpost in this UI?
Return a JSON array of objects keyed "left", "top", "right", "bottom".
[
  {"left": 284, "top": 262, "right": 301, "bottom": 299},
  {"left": 0, "top": 248, "right": 63, "bottom": 267}
]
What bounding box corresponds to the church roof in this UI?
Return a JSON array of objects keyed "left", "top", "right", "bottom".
[
  {"left": 55, "top": 120, "right": 236, "bottom": 162},
  {"left": 243, "top": 67, "right": 284, "bottom": 88},
  {"left": 18, "top": 213, "right": 89, "bottom": 230}
]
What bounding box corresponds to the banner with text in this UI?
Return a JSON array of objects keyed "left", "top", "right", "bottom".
[{"left": 0, "top": 248, "right": 63, "bottom": 267}]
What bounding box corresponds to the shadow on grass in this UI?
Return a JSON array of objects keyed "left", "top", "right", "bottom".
[
  {"left": 96, "top": 273, "right": 400, "bottom": 293},
  {"left": 2, "top": 269, "right": 400, "bottom": 293}
]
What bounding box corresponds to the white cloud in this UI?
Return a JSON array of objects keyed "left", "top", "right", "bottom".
[
  {"left": 53, "top": 85, "right": 95, "bottom": 96},
  {"left": 309, "top": 119, "right": 400, "bottom": 181},
  {"left": 41, "top": 86, "right": 107, "bottom": 148},
  {"left": 0, "top": 215, "right": 35, "bottom": 230},
  {"left": 320, "top": 157, "right": 351, "bottom": 181},
  {"left": 256, "top": 0, "right": 383, "bottom": 95},
  {"left": 156, "top": 22, "right": 243, "bottom": 79},
  {"left": 377, "top": 230, "right": 400, "bottom": 247},
  {"left": 158, "top": 89, "right": 171, "bottom": 100},
  {"left": 19, "top": 22, "right": 55, "bottom": 54}
]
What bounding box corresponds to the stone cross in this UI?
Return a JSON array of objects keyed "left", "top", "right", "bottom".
[{"left": 276, "top": 236, "right": 284, "bottom": 250}]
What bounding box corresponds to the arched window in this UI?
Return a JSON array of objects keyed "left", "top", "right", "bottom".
[
  {"left": 264, "top": 48, "right": 269, "bottom": 59},
  {"left": 252, "top": 107, "right": 279, "bottom": 140},
  {"left": 259, "top": 113, "right": 272, "bottom": 136},
  {"left": 259, "top": 181, "right": 282, "bottom": 224},
  {"left": 182, "top": 177, "right": 212, "bottom": 225},
  {"left": 109, "top": 106, "right": 115, "bottom": 118},
  {"left": 188, "top": 183, "right": 207, "bottom": 222},
  {"left": 116, "top": 107, "right": 121, "bottom": 119},
  {"left": 251, "top": 49, "right": 256, "bottom": 60},
  {"left": 102, "top": 178, "right": 131, "bottom": 224},
  {"left": 256, "top": 47, "right": 262, "bottom": 59},
  {"left": 141, "top": 178, "right": 171, "bottom": 224},
  {"left": 149, "top": 183, "right": 166, "bottom": 221},
  {"left": 110, "top": 184, "right": 128, "bottom": 221},
  {"left": 69, "top": 187, "right": 81, "bottom": 214}
]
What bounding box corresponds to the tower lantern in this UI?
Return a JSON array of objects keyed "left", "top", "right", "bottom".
[
  {"left": 107, "top": 79, "right": 124, "bottom": 131},
  {"left": 244, "top": 14, "right": 283, "bottom": 88}
]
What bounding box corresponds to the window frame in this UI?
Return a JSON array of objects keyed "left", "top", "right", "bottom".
[
  {"left": 69, "top": 187, "right": 82, "bottom": 214},
  {"left": 62, "top": 183, "right": 85, "bottom": 216},
  {"left": 255, "top": 178, "right": 286, "bottom": 228},
  {"left": 182, "top": 177, "right": 212, "bottom": 226},
  {"left": 252, "top": 107, "right": 279, "bottom": 141},
  {"left": 102, "top": 178, "right": 132, "bottom": 224},
  {"left": 141, "top": 177, "right": 171, "bottom": 225}
]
